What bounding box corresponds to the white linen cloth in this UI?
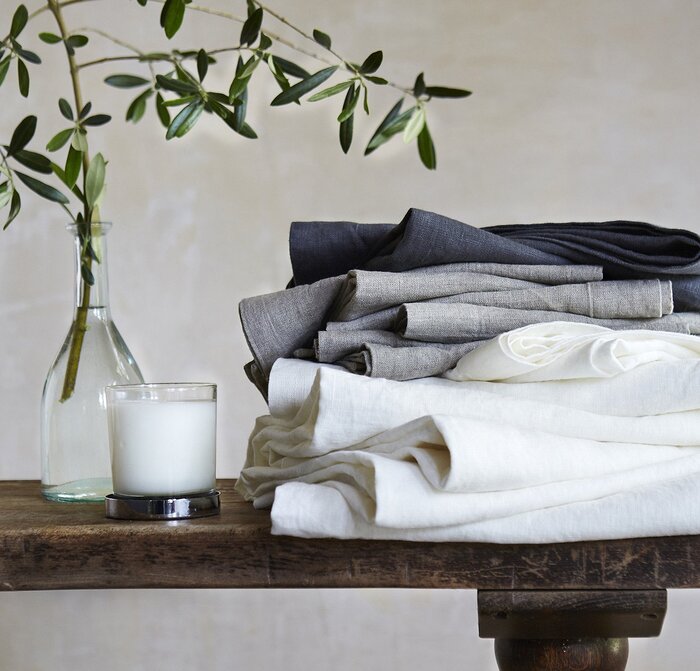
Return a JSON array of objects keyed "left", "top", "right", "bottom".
[
  {"left": 445, "top": 321, "right": 700, "bottom": 383},
  {"left": 267, "top": 357, "right": 700, "bottom": 418},
  {"left": 271, "top": 472, "right": 700, "bottom": 543},
  {"left": 237, "top": 357, "right": 700, "bottom": 542}
]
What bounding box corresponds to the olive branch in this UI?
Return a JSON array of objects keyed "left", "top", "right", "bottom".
[{"left": 0, "top": 0, "right": 472, "bottom": 400}]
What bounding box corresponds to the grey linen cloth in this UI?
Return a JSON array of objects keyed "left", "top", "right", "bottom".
[
  {"left": 330, "top": 265, "right": 603, "bottom": 322},
  {"left": 402, "top": 262, "right": 603, "bottom": 283},
  {"left": 327, "top": 278, "right": 673, "bottom": 332},
  {"left": 315, "top": 330, "right": 409, "bottom": 363},
  {"left": 331, "top": 278, "right": 674, "bottom": 330},
  {"left": 331, "top": 271, "right": 538, "bottom": 322},
  {"left": 338, "top": 342, "right": 482, "bottom": 380},
  {"left": 397, "top": 303, "right": 700, "bottom": 344},
  {"left": 314, "top": 329, "right": 480, "bottom": 364},
  {"left": 441, "top": 279, "right": 675, "bottom": 319},
  {"left": 239, "top": 275, "right": 344, "bottom": 379},
  {"left": 240, "top": 265, "right": 603, "bottom": 388}
]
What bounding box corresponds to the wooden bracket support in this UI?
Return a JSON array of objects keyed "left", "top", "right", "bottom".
[{"left": 478, "top": 589, "right": 667, "bottom": 671}]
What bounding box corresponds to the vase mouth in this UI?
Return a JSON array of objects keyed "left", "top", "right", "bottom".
[{"left": 66, "top": 222, "right": 112, "bottom": 234}]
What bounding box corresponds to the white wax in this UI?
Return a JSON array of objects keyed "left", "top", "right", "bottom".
[{"left": 108, "top": 399, "right": 216, "bottom": 496}]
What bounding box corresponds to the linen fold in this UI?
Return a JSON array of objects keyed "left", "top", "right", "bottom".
[
  {"left": 446, "top": 322, "right": 700, "bottom": 382},
  {"left": 338, "top": 342, "right": 481, "bottom": 380},
  {"left": 332, "top": 273, "right": 669, "bottom": 323},
  {"left": 330, "top": 267, "right": 612, "bottom": 322},
  {"left": 397, "top": 303, "right": 698, "bottom": 344}
]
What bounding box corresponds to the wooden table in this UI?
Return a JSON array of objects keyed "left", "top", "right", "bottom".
[{"left": 2, "top": 479, "right": 698, "bottom": 670}]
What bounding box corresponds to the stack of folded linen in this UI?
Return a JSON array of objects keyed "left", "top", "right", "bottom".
[
  {"left": 236, "top": 209, "right": 700, "bottom": 542},
  {"left": 240, "top": 209, "right": 700, "bottom": 394}
]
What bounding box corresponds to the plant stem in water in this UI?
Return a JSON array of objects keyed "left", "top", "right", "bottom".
[{"left": 48, "top": 0, "right": 94, "bottom": 402}]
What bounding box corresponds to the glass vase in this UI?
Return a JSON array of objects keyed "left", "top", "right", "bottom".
[{"left": 40, "top": 222, "right": 144, "bottom": 502}]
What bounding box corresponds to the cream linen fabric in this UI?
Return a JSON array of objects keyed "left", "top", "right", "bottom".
[
  {"left": 267, "top": 357, "right": 700, "bottom": 418},
  {"left": 236, "top": 362, "right": 700, "bottom": 542},
  {"left": 446, "top": 322, "right": 700, "bottom": 382},
  {"left": 240, "top": 413, "right": 698, "bottom": 513},
  {"left": 271, "top": 472, "right": 700, "bottom": 543}
]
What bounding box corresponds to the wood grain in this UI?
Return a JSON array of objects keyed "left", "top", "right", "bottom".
[{"left": 2, "top": 480, "right": 700, "bottom": 592}]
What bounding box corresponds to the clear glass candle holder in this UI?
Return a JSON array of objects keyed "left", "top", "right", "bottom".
[{"left": 106, "top": 383, "right": 217, "bottom": 498}]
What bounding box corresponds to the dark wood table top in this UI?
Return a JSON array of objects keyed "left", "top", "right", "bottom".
[{"left": 2, "top": 480, "right": 699, "bottom": 592}]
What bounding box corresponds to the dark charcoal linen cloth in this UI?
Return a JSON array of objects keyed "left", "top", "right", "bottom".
[{"left": 289, "top": 208, "right": 700, "bottom": 310}]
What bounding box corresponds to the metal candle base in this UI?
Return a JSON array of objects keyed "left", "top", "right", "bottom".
[{"left": 105, "top": 490, "right": 220, "bottom": 520}]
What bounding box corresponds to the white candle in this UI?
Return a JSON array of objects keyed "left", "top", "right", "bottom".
[{"left": 107, "top": 385, "right": 216, "bottom": 497}]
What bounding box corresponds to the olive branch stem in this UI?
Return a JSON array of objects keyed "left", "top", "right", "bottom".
[{"left": 48, "top": 0, "right": 93, "bottom": 402}]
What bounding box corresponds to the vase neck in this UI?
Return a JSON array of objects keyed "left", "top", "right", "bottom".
[{"left": 69, "top": 222, "right": 112, "bottom": 314}]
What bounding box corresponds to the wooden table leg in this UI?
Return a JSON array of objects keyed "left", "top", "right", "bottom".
[
  {"left": 478, "top": 590, "right": 667, "bottom": 671},
  {"left": 494, "top": 638, "right": 628, "bottom": 671}
]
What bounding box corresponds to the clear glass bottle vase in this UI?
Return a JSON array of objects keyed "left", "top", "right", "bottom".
[{"left": 40, "top": 222, "right": 144, "bottom": 502}]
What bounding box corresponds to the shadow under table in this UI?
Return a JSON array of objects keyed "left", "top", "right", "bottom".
[{"left": 1, "top": 479, "right": 697, "bottom": 670}]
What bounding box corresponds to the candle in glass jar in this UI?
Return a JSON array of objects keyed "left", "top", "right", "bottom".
[{"left": 106, "top": 384, "right": 216, "bottom": 496}]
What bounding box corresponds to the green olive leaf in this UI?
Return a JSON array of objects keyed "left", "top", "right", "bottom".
[
  {"left": 155, "top": 93, "right": 171, "bottom": 127},
  {"left": 3, "top": 190, "right": 21, "bottom": 230},
  {"left": 196, "top": 49, "right": 208, "bottom": 81},
  {"left": 337, "top": 83, "right": 360, "bottom": 123},
  {"left": 13, "top": 149, "right": 52, "bottom": 174},
  {"left": 165, "top": 99, "right": 204, "bottom": 139},
  {"left": 17, "top": 59, "right": 29, "bottom": 97},
  {"left": 105, "top": 74, "right": 151, "bottom": 88},
  {"left": 58, "top": 98, "right": 74, "bottom": 121},
  {"left": 39, "top": 32, "right": 62, "bottom": 44},
  {"left": 308, "top": 80, "right": 353, "bottom": 102},
  {"left": 402, "top": 106, "right": 425, "bottom": 143},
  {"left": 339, "top": 85, "right": 354, "bottom": 154},
  {"left": 424, "top": 85, "right": 472, "bottom": 98},
  {"left": 71, "top": 129, "right": 88, "bottom": 153},
  {"left": 46, "top": 128, "right": 73, "bottom": 152},
  {"left": 126, "top": 89, "right": 154, "bottom": 123},
  {"left": 82, "top": 114, "right": 112, "bottom": 127},
  {"left": 10, "top": 4, "right": 28, "bottom": 38},
  {"left": 417, "top": 120, "right": 436, "bottom": 169},
  {"left": 364, "top": 101, "right": 415, "bottom": 155},
  {"left": 413, "top": 72, "right": 426, "bottom": 97},
  {"left": 15, "top": 171, "right": 69, "bottom": 204},
  {"left": 160, "top": 0, "right": 186, "bottom": 39},
  {"left": 312, "top": 29, "right": 331, "bottom": 50},
  {"left": 271, "top": 57, "right": 310, "bottom": 80},
  {"left": 0, "top": 57, "right": 10, "bottom": 87},
  {"left": 359, "top": 50, "right": 383, "bottom": 75},
  {"left": 240, "top": 7, "right": 263, "bottom": 46},
  {"left": 8, "top": 115, "right": 36, "bottom": 155},
  {"left": 270, "top": 66, "right": 338, "bottom": 106},
  {"left": 63, "top": 145, "right": 82, "bottom": 189},
  {"left": 85, "top": 153, "right": 106, "bottom": 208}
]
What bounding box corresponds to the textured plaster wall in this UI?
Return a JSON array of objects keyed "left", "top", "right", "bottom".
[{"left": 0, "top": 1, "right": 699, "bottom": 669}]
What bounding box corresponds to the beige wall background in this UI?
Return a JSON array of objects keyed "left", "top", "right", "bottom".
[{"left": 1, "top": 1, "right": 699, "bottom": 669}]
